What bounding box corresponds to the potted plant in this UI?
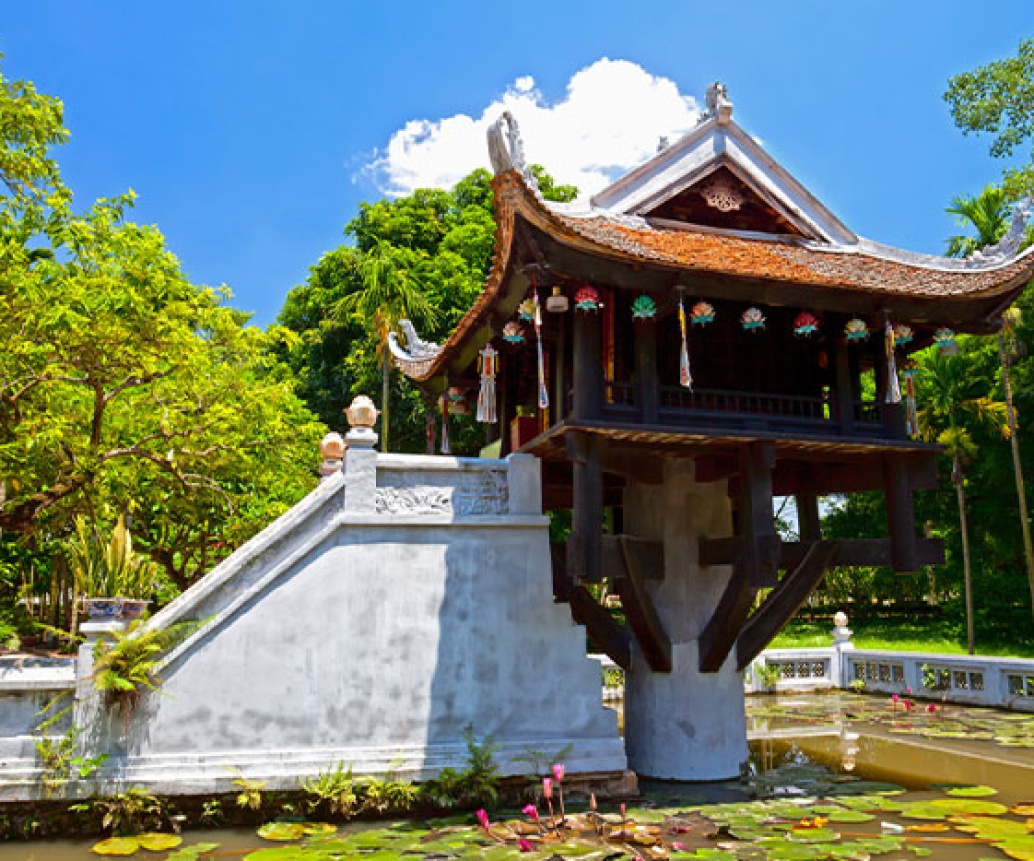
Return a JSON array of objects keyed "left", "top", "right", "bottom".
[{"left": 71, "top": 514, "right": 157, "bottom": 621}]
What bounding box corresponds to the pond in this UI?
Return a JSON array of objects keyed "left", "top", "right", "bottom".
[{"left": 2, "top": 693, "right": 1032, "bottom": 861}]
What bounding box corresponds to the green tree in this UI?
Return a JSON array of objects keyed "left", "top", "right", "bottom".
[
  {"left": 945, "top": 37, "right": 1034, "bottom": 197},
  {"left": 335, "top": 239, "right": 437, "bottom": 452},
  {"left": 917, "top": 350, "right": 1009, "bottom": 653},
  {"left": 945, "top": 185, "right": 1012, "bottom": 257},
  {"left": 0, "top": 59, "right": 324, "bottom": 623}
]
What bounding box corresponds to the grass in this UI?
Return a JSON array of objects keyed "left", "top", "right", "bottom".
[{"left": 771, "top": 618, "right": 1034, "bottom": 659}]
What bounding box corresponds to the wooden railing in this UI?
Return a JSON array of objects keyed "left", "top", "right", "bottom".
[{"left": 659, "top": 386, "right": 827, "bottom": 422}]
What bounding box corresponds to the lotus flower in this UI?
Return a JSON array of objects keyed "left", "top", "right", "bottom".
[
  {"left": 518, "top": 839, "right": 534, "bottom": 852},
  {"left": 927, "top": 703, "right": 937, "bottom": 713},
  {"left": 476, "top": 809, "right": 490, "bottom": 830},
  {"left": 552, "top": 763, "right": 565, "bottom": 782},
  {"left": 522, "top": 803, "right": 539, "bottom": 820},
  {"left": 542, "top": 776, "right": 553, "bottom": 799},
  {"left": 672, "top": 842, "right": 685, "bottom": 852}
]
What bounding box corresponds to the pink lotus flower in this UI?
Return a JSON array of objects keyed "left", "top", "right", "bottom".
[
  {"left": 542, "top": 776, "right": 553, "bottom": 799},
  {"left": 518, "top": 839, "right": 534, "bottom": 852},
  {"left": 906, "top": 686, "right": 913, "bottom": 696},
  {"left": 891, "top": 694, "right": 899, "bottom": 703},
  {"left": 552, "top": 763, "right": 565, "bottom": 782},
  {"left": 589, "top": 793, "right": 597, "bottom": 811},
  {"left": 476, "top": 808, "right": 490, "bottom": 829},
  {"left": 927, "top": 703, "right": 936, "bottom": 713},
  {"left": 522, "top": 803, "right": 539, "bottom": 820},
  {"left": 620, "top": 802, "right": 627, "bottom": 819},
  {"left": 672, "top": 842, "right": 685, "bottom": 852}
]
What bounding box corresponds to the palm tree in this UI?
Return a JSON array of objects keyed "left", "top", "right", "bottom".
[
  {"left": 946, "top": 186, "right": 1034, "bottom": 623},
  {"left": 917, "top": 351, "right": 1009, "bottom": 653},
  {"left": 945, "top": 185, "right": 1011, "bottom": 257},
  {"left": 336, "top": 240, "right": 436, "bottom": 452}
]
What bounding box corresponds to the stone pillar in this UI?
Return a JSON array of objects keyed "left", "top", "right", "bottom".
[
  {"left": 73, "top": 618, "right": 129, "bottom": 759},
  {"left": 343, "top": 395, "right": 379, "bottom": 514},
  {"left": 623, "top": 458, "right": 749, "bottom": 780},
  {"left": 830, "top": 611, "right": 854, "bottom": 688}
]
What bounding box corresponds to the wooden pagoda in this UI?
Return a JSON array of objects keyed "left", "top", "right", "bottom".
[{"left": 391, "top": 84, "right": 1034, "bottom": 694}]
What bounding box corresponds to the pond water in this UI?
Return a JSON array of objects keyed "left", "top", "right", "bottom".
[{"left": 2, "top": 692, "right": 1032, "bottom": 861}]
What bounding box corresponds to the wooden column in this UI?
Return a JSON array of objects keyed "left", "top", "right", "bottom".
[
  {"left": 634, "top": 318, "right": 660, "bottom": 424},
  {"left": 796, "top": 492, "right": 821, "bottom": 541},
  {"left": 833, "top": 337, "right": 855, "bottom": 434},
  {"left": 553, "top": 317, "right": 566, "bottom": 422},
  {"left": 572, "top": 304, "right": 603, "bottom": 420},
  {"left": 884, "top": 453, "right": 918, "bottom": 572},
  {"left": 567, "top": 431, "right": 604, "bottom": 583}
]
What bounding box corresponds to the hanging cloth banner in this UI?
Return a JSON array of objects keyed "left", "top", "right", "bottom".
[
  {"left": 535, "top": 294, "right": 549, "bottom": 410},
  {"left": 678, "top": 294, "right": 693, "bottom": 389},
  {"left": 884, "top": 321, "right": 901, "bottom": 404},
  {"left": 439, "top": 392, "right": 451, "bottom": 455},
  {"left": 904, "top": 371, "right": 919, "bottom": 437},
  {"left": 476, "top": 343, "right": 498, "bottom": 424}
]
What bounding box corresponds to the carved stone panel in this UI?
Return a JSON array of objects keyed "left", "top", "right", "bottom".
[{"left": 375, "top": 468, "right": 509, "bottom": 516}]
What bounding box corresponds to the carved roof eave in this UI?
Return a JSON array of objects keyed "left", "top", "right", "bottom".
[{"left": 394, "top": 170, "right": 1034, "bottom": 386}]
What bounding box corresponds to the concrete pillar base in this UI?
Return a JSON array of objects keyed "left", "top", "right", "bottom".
[{"left": 625, "top": 641, "right": 748, "bottom": 781}]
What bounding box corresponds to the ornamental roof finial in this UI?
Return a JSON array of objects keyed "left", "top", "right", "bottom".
[{"left": 704, "top": 81, "right": 733, "bottom": 125}]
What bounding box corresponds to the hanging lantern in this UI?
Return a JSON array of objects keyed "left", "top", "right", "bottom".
[
  {"left": 439, "top": 393, "right": 451, "bottom": 455},
  {"left": 893, "top": 323, "right": 914, "bottom": 346},
  {"left": 502, "top": 321, "right": 525, "bottom": 344},
  {"left": 794, "top": 311, "right": 820, "bottom": 337},
  {"left": 517, "top": 298, "right": 536, "bottom": 321},
  {"left": 884, "top": 321, "right": 901, "bottom": 405},
  {"left": 631, "top": 294, "right": 657, "bottom": 320},
  {"left": 545, "top": 285, "right": 569, "bottom": 313},
  {"left": 934, "top": 328, "right": 957, "bottom": 354},
  {"left": 741, "top": 307, "right": 766, "bottom": 332},
  {"left": 902, "top": 359, "right": 919, "bottom": 437},
  {"left": 476, "top": 343, "right": 498, "bottom": 424},
  {"left": 447, "top": 387, "right": 469, "bottom": 416},
  {"left": 574, "top": 284, "right": 601, "bottom": 312},
  {"left": 845, "top": 318, "right": 869, "bottom": 342},
  {"left": 691, "top": 301, "right": 715, "bottom": 325}
]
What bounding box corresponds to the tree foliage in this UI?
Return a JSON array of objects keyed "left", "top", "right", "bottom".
[
  {"left": 0, "top": 59, "right": 324, "bottom": 629},
  {"left": 945, "top": 37, "right": 1034, "bottom": 197}
]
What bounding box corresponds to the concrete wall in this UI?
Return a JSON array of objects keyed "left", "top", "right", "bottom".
[{"left": 0, "top": 446, "right": 624, "bottom": 800}]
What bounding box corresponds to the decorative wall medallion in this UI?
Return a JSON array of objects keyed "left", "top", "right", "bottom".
[
  {"left": 934, "top": 328, "right": 957, "bottom": 354},
  {"left": 741, "top": 307, "right": 766, "bottom": 331},
  {"left": 631, "top": 295, "right": 657, "bottom": 320},
  {"left": 517, "top": 298, "right": 536, "bottom": 321},
  {"left": 691, "top": 301, "right": 715, "bottom": 325},
  {"left": 845, "top": 318, "right": 869, "bottom": 342},
  {"left": 502, "top": 321, "right": 525, "bottom": 344},
  {"left": 794, "top": 312, "right": 820, "bottom": 337},
  {"left": 574, "top": 285, "right": 601, "bottom": 312},
  {"left": 893, "top": 323, "right": 914, "bottom": 346},
  {"left": 699, "top": 177, "right": 744, "bottom": 212}
]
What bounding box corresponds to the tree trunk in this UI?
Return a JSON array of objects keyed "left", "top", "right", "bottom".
[
  {"left": 381, "top": 351, "right": 391, "bottom": 453},
  {"left": 999, "top": 332, "right": 1034, "bottom": 619},
  {"left": 953, "top": 452, "right": 975, "bottom": 655}
]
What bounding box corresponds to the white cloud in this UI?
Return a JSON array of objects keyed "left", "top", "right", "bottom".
[{"left": 361, "top": 58, "right": 701, "bottom": 200}]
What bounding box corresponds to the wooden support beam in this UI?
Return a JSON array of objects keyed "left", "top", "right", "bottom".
[
  {"left": 698, "top": 568, "right": 756, "bottom": 673},
  {"left": 567, "top": 431, "right": 604, "bottom": 583},
  {"left": 796, "top": 493, "right": 821, "bottom": 541},
  {"left": 701, "top": 537, "right": 944, "bottom": 569},
  {"left": 551, "top": 544, "right": 630, "bottom": 669},
  {"left": 738, "top": 441, "right": 780, "bottom": 589},
  {"left": 885, "top": 453, "right": 919, "bottom": 572},
  {"left": 634, "top": 317, "right": 659, "bottom": 424},
  {"left": 833, "top": 335, "right": 855, "bottom": 434},
  {"left": 572, "top": 296, "right": 603, "bottom": 420},
  {"left": 598, "top": 442, "right": 664, "bottom": 484},
  {"left": 735, "top": 540, "right": 842, "bottom": 671},
  {"left": 613, "top": 540, "right": 672, "bottom": 672}
]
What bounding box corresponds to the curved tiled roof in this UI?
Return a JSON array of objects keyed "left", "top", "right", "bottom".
[{"left": 394, "top": 171, "right": 1034, "bottom": 382}]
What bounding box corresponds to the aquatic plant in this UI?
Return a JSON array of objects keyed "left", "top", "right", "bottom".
[
  {"left": 93, "top": 788, "right": 166, "bottom": 836},
  {"left": 232, "top": 772, "right": 267, "bottom": 811}
]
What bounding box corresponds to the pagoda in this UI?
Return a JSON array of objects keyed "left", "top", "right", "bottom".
[{"left": 390, "top": 84, "right": 1034, "bottom": 779}]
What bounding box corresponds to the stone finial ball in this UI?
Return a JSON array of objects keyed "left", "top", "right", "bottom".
[
  {"left": 319, "top": 432, "right": 346, "bottom": 459},
  {"left": 834, "top": 611, "right": 849, "bottom": 628},
  {"left": 345, "top": 395, "right": 379, "bottom": 429}
]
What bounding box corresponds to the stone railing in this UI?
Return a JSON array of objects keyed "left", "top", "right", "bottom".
[{"left": 595, "top": 612, "right": 1034, "bottom": 713}]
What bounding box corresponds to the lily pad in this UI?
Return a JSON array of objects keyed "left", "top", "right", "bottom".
[
  {"left": 166, "top": 843, "right": 220, "bottom": 861},
  {"left": 243, "top": 849, "right": 321, "bottom": 861},
  {"left": 137, "top": 833, "right": 183, "bottom": 851},
  {"left": 257, "top": 822, "right": 308, "bottom": 841},
  {"left": 945, "top": 785, "right": 998, "bottom": 797},
  {"left": 301, "top": 823, "right": 336, "bottom": 837},
  {"left": 92, "top": 837, "right": 140, "bottom": 856}
]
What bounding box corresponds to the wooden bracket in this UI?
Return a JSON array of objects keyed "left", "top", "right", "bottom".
[
  {"left": 735, "top": 539, "right": 841, "bottom": 671},
  {"left": 698, "top": 568, "right": 756, "bottom": 673},
  {"left": 613, "top": 536, "right": 671, "bottom": 672}
]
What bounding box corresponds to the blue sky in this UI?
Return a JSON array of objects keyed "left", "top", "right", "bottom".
[{"left": 2, "top": 3, "right": 1030, "bottom": 326}]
